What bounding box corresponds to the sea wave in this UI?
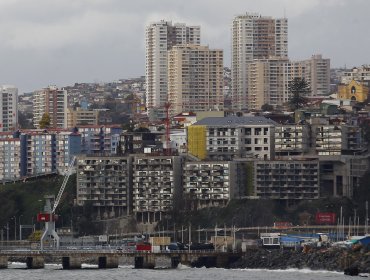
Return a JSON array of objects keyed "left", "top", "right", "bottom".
[{"left": 237, "top": 267, "right": 342, "bottom": 274}]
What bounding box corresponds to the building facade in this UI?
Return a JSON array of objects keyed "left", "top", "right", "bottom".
[
  {"left": 168, "top": 45, "right": 224, "bottom": 116},
  {"left": 132, "top": 155, "right": 183, "bottom": 223},
  {"left": 188, "top": 116, "right": 276, "bottom": 160},
  {"left": 76, "top": 156, "right": 132, "bottom": 219},
  {"left": 33, "top": 86, "right": 68, "bottom": 128},
  {"left": 183, "top": 161, "right": 238, "bottom": 209},
  {"left": 275, "top": 125, "right": 310, "bottom": 158},
  {"left": 254, "top": 159, "right": 320, "bottom": 200},
  {"left": 0, "top": 138, "right": 21, "bottom": 182},
  {"left": 66, "top": 107, "right": 99, "bottom": 128},
  {"left": 338, "top": 80, "right": 369, "bottom": 102},
  {"left": 0, "top": 85, "right": 18, "bottom": 132},
  {"left": 231, "top": 13, "right": 288, "bottom": 110},
  {"left": 341, "top": 65, "right": 370, "bottom": 87},
  {"left": 145, "top": 21, "right": 200, "bottom": 119},
  {"left": 245, "top": 55, "right": 330, "bottom": 109}
]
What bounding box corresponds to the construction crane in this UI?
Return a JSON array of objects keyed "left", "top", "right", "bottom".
[{"left": 39, "top": 156, "right": 76, "bottom": 250}]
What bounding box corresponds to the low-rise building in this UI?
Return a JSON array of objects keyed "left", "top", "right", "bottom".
[{"left": 188, "top": 116, "right": 276, "bottom": 160}]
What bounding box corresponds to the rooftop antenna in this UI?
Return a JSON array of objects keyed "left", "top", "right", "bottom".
[{"left": 284, "top": 7, "right": 286, "bottom": 18}]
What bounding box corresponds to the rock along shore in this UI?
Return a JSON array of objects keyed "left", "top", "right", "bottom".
[{"left": 230, "top": 247, "right": 370, "bottom": 273}]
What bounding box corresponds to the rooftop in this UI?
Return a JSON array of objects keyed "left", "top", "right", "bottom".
[{"left": 193, "top": 116, "right": 277, "bottom": 126}]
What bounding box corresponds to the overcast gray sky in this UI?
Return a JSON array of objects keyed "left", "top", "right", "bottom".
[{"left": 0, "top": 0, "right": 369, "bottom": 93}]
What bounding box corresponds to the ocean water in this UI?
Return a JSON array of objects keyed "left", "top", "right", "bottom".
[{"left": 0, "top": 262, "right": 351, "bottom": 280}]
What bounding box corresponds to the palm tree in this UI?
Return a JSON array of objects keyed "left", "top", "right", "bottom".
[{"left": 288, "top": 77, "right": 310, "bottom": 111}]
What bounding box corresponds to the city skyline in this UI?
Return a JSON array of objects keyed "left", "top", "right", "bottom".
[{"left": 0, "top": 0, "right": 369, "bottom": 93}]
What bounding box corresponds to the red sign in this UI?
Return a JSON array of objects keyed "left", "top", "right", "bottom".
[
  {"left": 37, "top": 213, "right": 54, "bottom": 222},
  {"left": 273, "top": 222, "right": 293, "bottom": 229},
  {"left": 315, "top": 212, "right": 336, "bottom": 225},
  {"left": 136, "top": 244, "right": 151, "bottom": 252}
]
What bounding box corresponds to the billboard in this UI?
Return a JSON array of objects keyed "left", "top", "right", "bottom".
[{"left": 315, "top": 212, "right": 336, "bottom": 225}]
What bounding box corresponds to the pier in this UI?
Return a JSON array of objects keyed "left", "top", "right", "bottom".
[{"left": 0, "top": 249, "right": 241, "bottom": 269}]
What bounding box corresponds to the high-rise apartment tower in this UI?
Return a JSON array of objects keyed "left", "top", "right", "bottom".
[
  {"left": 231, "top": 13, "right": 288, "bottom": 110},
  {"left": 33, "top": 85, "right": 68, "bottom": 128},
  {"left": 168, "top": 45, "right": 224, "bottom": 116},
  {"left": 0, "top": 85, "right": 18, "bottom": 132},
  {"left": 145, "top": 20, "right": 200, "bottom": 119}
]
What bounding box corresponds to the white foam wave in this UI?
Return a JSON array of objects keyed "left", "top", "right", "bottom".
[
  {"left": 81, "top": 263, "right": 98, "bottom": 268},
  {"left": 176, "top": 263, "right": 191, "bottom": 270},
  {"left": 238, "top": 267, "right": 342, "bottom": 274}
]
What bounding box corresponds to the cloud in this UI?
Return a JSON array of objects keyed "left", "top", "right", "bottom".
[{"left": 0, "top": 0, "right": 369, "bottom": 93}]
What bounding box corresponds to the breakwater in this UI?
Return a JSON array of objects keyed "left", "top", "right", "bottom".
[{"left": 231, "top": 247, "right": 370, "bottom": 273}]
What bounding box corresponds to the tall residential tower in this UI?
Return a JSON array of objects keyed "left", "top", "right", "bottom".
[
  {"left": 168, "top": 45, "right": 224, "bottom": 116},
  {"left": 0, "top": 85, "right": 18, "bottom": 132},
  {"left": 232, "top": 13, "right": 288, "bottom": 110},
  {"left": 33, "top": 85, "right": 68, "bottom": 128},
  {"left": 145, "top": 20, "right": 200, "bottom": 119}
]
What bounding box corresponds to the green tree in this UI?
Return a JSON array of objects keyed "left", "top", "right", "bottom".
[
  {"left": 261, "top": 103, "right": 274, "bottom": 112},
  {"left": 288, "top": 77, "right": 310, "bottom": 111},
  {"left": 39, "top": 113, "right": 51, "bottom": 128}
]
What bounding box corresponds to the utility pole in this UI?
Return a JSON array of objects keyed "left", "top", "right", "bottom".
[
  {"left": 6, "top": 222, "right": 9, "bottom": 243},
  {"left": 366, "top": 201, "right": 369, "bottom": 235},
  {"left": 188, "top": 223, "right": 191, "bottom": 253},
  {"left": 198, "top": 225, "right": 200, "bottom": 243},
  {"left": 13, "top": 216, "right": 16, "bottom": 241}
]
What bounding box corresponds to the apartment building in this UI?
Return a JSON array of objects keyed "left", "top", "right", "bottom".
[
  {"left": 33, "top": 86, "right": 68, "bottom": 128},
  {"left": 76, "top": 156, "right": 132, "bottom": 219},
  {"left": 66, "top": 107, "right": 99, "bottom": 128},
  {"left": 246, "top": 57, "right": 290, "bottom": 109},
  {"left": 246, "top": 55, "right": 330, "bottom": 109},
  {"left": 183, "top": 161, "right": 238, "bottom": 209},
  {"left": 254, "top": 159, "right": 320, "bottom": 200},
  {"left": 307, "top": 54, "right": 331, "bottom": 96},
  {"left": 132, "top": 155, "right": 183, "bottom": 223},
  {"left": 188, "top": 116, "right": 276, "bottom": 160},
  {"left": 20, "top": 131, "right": 56, "bottom": 176},
  {"left": 0, "top": 85, "right": 18, "bottom": 132},
  {"left": 78, "top": 125, "right": 122, "bottom": 155},
  {"left": 231, "top": 13, "right": 288, "bottom": 110},
  {"left": 320, "top": 155, "right": 369, "bottom": 198},
  {"left": 54, "top": 130, "right": 81, "bottom": 174},
  {"left": 120, "top": 131, "right": 161, "bottom": 155},
  {"left": 168, "top": 45, "right": 224, "bottom": 116},
  {"left": 275, "top": 125, "right": 310, "bottom": 158},
  {"left": 341, "top": 65, "right": 370, "bottom": 87},
  {"left": 146, "top": 20, "right": 200, "bottom": 119},
  {"left": 313, "top": 124, "right": 362, "bottom": 156},
  {"left": 0, "top": 138, "right": 21, "bottom": 182}
]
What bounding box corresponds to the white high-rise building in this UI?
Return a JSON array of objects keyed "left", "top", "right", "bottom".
[
  {"left": 168, "top": 45, "right": 224, "bottom": 116},
  {"left": 145, "top": 20, "right": 200, "bottom": 119},
  {"left": 231, "top": 13, "right": 288, "bottom": 110},
  {"left": 0, "top": 85, "right": 18, "bottom": 132},
  {"left": 33, "top": 85, "right": 68, "bottom": 128}
]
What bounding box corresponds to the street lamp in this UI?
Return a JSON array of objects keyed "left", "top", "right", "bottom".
[
  {"left": 11, "top": 216, "right": 16, "bottom": 241},
  {"left": 18, "top": 215, "right": 23, "bottom": 241}
]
